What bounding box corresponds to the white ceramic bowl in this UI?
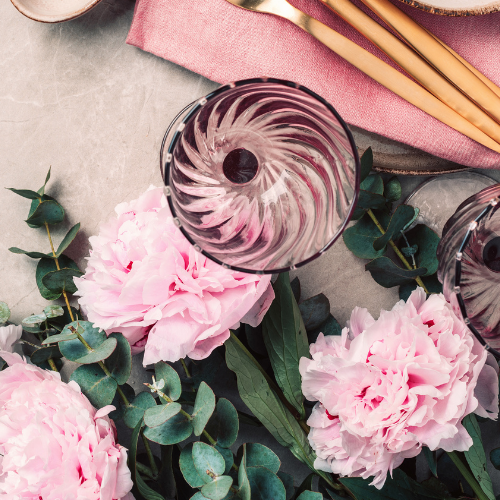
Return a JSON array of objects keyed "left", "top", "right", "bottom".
[
  {"left": 398, "top": 0, "right": 500, "bottom": 15},
  {"left": 11, "top": 0, "right": 102, "bottom": 22}
]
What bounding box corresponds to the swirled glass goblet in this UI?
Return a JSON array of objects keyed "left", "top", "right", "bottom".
[
  {"left": 160, "top": 78, "right": 359, "bottom": 273},
  {"left": 437, "top": 183, "right": 500, "bottom": 357}
]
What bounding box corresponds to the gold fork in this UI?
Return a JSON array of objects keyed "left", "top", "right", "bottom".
[{"left": 223, "top": 0, "right": 500, "bottom": 153}]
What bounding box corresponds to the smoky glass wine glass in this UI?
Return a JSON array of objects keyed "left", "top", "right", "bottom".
[{"left": 160, "top": 78, "right": 359, "bottom": 274}]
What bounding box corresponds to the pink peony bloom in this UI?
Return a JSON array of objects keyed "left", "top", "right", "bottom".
[
  {"left": 0, "top": 324, "right": 22, "bottom": 352},
  {"left": 299, "top": 288, "right": 499, "bottom": 489},
  {"left": 74, "top": 186, "right": 274, "bottom": 365},
  {"left": 0, "top": 351, "right": 134, "bottom": 500}
]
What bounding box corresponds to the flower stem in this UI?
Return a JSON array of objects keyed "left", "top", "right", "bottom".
[
  {"left": 142, "top": 436, "right": 159, "bottom": 478},
  {"left": 229, "top": 331, "right": 310, "bottom": 435},
  {"left": 180, "top": 358, "right": 191, "bottom": 378},
  {"left": 366, "top": 209, "right": 429, "bottom": 294},
  {"left": 447, "top": 451, "right": 490, "bottom": 500}
]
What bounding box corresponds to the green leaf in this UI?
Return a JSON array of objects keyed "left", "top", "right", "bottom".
[
  {"left": 42, "top": 331, "right": 78, "bottom": 344},
  {"left": 399, "top": 274, "right": 442, "bottom": 301},
  {"left": 490, "top": 448, "right": 500, "bottom": 470},
  {"left": 307, "top": 314, "right": 342, "bottom": 343},
  {"left": 144, "top": 402, "right": 182, "bottom": 427},
  {"left": 9, "top": 247, "right": 52, "bottom": 259},
  {"left": 277, "top": 472, "right": 294, "bottom": 500},
  {"left": 342, "top": 210, "right": 390, "bottom": 260},
  {"left": 202, "top": 476, "right": 233, "bottom": 500},
  {"left": 365, "top": 257, "right": 426, "bottom": 288},
  {"left": 26, "top": 199, "right": 64, "bottom": 226},
  {"left": 58, "top": 321, "right": 106, "bottom": 361},
  {"left": 359, "top": 148, "right": 373, "bottom": 183},
  {"left": 42, "top": 267, "right": 83, "bottom": 294},
  {"left": 192, "top": 442, "right": 225, "bottom": 483},
  {"left": 22, "top": 313, "right": 47, "bottom": 325},
  {"left": 26, "top": 193, "right": 53, "bottom": 228},
  {"left": 106, "top": 332, "right": 132, "bottom": 385},
  {"left": 130, "top": 414, "right": 143, "bottom": 487},
  {"left": 180, "top": 443, "right": 207, "bottom": 488},
  {"left": 74, "top": 337, "right": 117, "bottom": 364},
  {"left": 214, "top": 398, "right": 239, "bottom": 448},
  {"left": 247, "top": 466, "right": 286, "bottom": 500},
  {"left": 55, "top": 223, "right": 80, "bottom": 257},
  {"left": 360, "top": 174, "right": 383, "bottom": 195},
  {"left": 192, "top": 382, "right": 216, "bottom": 436},
  {"left": 383, "top": 176, "right": 402, "bottom": 202},
  {"left": 294, "top": 473, "right": 314, "bottom": 499},
  {"left": 6, "top": 188, "right": 42, "bottom": 200},
  {"left": 215, "top": 444, "right": 234, "bottom": 474},
  {"left": 340, "top": 469, "right": 453, "bottom": 500},
  {"left": 70, "top": 364, "right": 117, "bottom": 409},
  {"left": 262, "top": 272, "right": 309, "bottom": 418},
  {"left": 191, "top": 350, "right": 223, "bottom": 390},
  {"left": 191, "top": 494, "right": 210, "bottom": 500},
  {"left": 298, "top": 293, "right": 330, "bottom": 331},
  {"left": 225, "top": 336, "right": 316, "bottom": 470},
  {"left": 296, "top": 492, "right": 322, "bottom": 500},
  {"left": 124, "top": 391, "right": 157, "bottom": 429},
  {"left": 373, "top": 205, "right": 417, "bottom": 251},
  {"left": 43, "top": 305, "right": 64, "bottom": 318},
  {"left": 136, "top": 473, "right": 167, "bottom": 500},
  {"left": 238, "top": 445, "right": 251, "bottom": 500},
  {"left": 462, "top": 413, "right": 495, "bottom": 500},
  {"left": 109, "top": 383, "right": 135, "bottom": 421},
  {"left": 290, "top": 277, "right": 301, "bottom": 303},
  {"left": 0, "top": 302, "right": 10, "bottom": 324},
  {"left": 422, "top": 447, "right": 437, "bottom": 477},
  {"left": 40, "top": 167, "right": 51, "bottom": 196},
  {"left": 155, "top": 362, "right": 182, "bottom": 401},
  {"left": 144, "top": 412, "right": 193, "bottom": 445},
  {"left": 30, "top": 345, "right": 62, "bottom": 365},
  {"left": 356, "top": 190, "right": 387, "bottom": 212},
  {"left": 402, "top": 225, "right": 441, "bottom": 277},
  {"left": 244, "top": 443, "right": 280, "bottom": 473},
  {"left": 36, "top": 255, "right": 79, "bottom": 300}
]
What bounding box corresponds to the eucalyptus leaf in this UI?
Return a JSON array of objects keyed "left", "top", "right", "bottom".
[
  {"left": 22, "top": 313, "right": 47, "bottom": 325},
  {"left": 56, "top": 223, "right": 80, "bottom": 257},
  {"left": 360, "top": 174, "right": 383, "bottom": 195},
  {"left": 36, "top": 255, "right": 79, "bottom": 300},
  {"left": 0, "top": 302, "right": 10, "bottom": 324},
  {"left": 298, "top": 294, "right": 330, "bottom": 331},
  {"left": 307, "top": 314, "right": 342, "bottom": 344},
  {"left": 70, "top": 364, "right": 117, "bottom": 409},
  {"left": 462, "top": 413, "right": 495, "bottom": 500},
  {"left": 192, "top": 382, "right": 216, "bottom": 436},
  {"left": 422, "top": 447, "right": 437, "bottom": 477},
  {"left": 278, "top": 472, "right": 294, "bottom": 500},
  {"left": 124, "top": 391, "right": 157, "bottom": 429},
  {"left": 490, "top": 448, "right": 500, "bottom": 470},
  {"left": 40, "top": 167, "right": 51, "bottom": 196},
  {"left": 201, "top": 476, "right": 233, "bottom": 500},
  {"left": 6, "top": 188, "right": 42, "bottom": 200},
  {"left": 365, "top": 257, "right": 426, "bottom": 288},
  {"left": 192, "top": 442, "right": 225, "bottom": 483},
  {"left": 399, "top": 274, "right": 442, "bottom": 301},
  {"left": 26, "top": 199, "right": 64, "bottom": 226},
  {"left": 43, "top": 305, "right": 64, "bottom": 318},
  {"left": 74, "top": 337, "right": 117, "bottom": 364},
  {"left": 191, "top": 494, "right": 210, "bottom": 500},
  {"left": 383, "top": 176, "right": 402, "bottom": 202},
  {"left": 191, "top": 350, "right": 223, "bottom": 390},
  {"left": 58, "top": 321, "right": 106, "bottom": 361},
  {"left": 247, "top": 466, "right": 286, "bottom": 500},
  {"left": 180, "top": 443, "right": 207, "bottom": 488},
  {"left": 238, "top": 445, "right": 251, "bottom": 500},
  {"left": 356, "top": 190, "right": 387, "bottom": 212},
  {"left": 26, "top": 193, "right": 55, "bottom": 228},
  {"left": 144, "top": 402, "right": 182, "bottom": 428},
  {"left": 106, "top": 332, "right": 132, "bottom": 385},
  {"left": 155, "top": 362, "right": 182, "bottom": 401},
  {"left": 144, "top": 412, "right": 193, "bottom": 445},
  {"left": 8, "top": 247, "right": 52, "bottom": 259},
  {"left": 42, "top": 267, "right": 83, "bottom": 294},
  {"left": 402, "top": 225, "right": 440, "bottom": 277},
  {"left": 136, "top": 473, "right": 167, "bottom": 500},
  {"left": 296, "top": 492, "right": 322, "bottom": 500},
  {"left": 42, "top": 331, "right": 78, "bottom": 344},
  {"left": 109, "top": 383, "right": 135, "bottom": 421},
  {"left": 359, "top": 148, "right": 373, "bottom": 183},
  {"left": 225, "top": 336, "right": 316, "bottom": 469},
  {"left": 244, "top": 443, "right": 280, "bottom": 473},
  {"left": 294, "top": 473, "right": 314, "bottom": 499},
  {"left": 290, "top": 277, "right": 301, "bottom": 303},
  {"left": 30, "top": 345, "right": 62, "bottom": 365},
  {"left": 215, "top": 445, "right": 234, "bottom": 475},
  {"left": 262, "top": 272, "right": 309, "bottom": 419},
  {"left": 214, "top": 398, "right": 239, "bottom": 449},
  {"left": 373, "top": 205, "right": 417, "bottom": 251}
]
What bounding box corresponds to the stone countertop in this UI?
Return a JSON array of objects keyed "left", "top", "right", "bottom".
[{"left": 2, "top": 0, "right": 500, "bottom": 495}]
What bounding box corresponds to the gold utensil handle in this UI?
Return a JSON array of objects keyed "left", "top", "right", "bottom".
[
  {"left": 320, "top": 0, "right": 500, "bottom": 146},
  {"left": 358, "top": 0, "right": 500, "bottom": 125},
  {"left": 294, "top": 13, "right": 500, "bottom": 153}
]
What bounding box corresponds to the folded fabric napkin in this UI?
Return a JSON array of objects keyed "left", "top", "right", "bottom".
[{"left": 127, "top": 0, "right": 500, "bottom": 169}]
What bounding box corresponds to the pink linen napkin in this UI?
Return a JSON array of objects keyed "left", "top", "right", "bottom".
[{"left": 127, "top": 0, "right": 500, "bottom": 169}]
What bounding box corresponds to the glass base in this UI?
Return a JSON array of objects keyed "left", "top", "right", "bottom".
[{"left": 405, "top": 172, "right": 496, "bottom": 237}]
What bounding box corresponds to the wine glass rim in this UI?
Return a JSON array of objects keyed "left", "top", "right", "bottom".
[{"left": 160, "top": 77, "right": 360, "bottom": 275}]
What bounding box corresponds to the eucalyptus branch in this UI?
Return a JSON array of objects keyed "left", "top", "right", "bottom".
[{"left": 366, "top": 209, "right": 429, "bottom": 294}]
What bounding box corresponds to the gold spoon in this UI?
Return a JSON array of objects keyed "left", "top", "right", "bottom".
[{"left": 223, "top": 0, "right": 500, "bottom": 153}]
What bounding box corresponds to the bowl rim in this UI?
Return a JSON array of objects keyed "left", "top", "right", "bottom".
[
  {"left": 397, "top": 0, "right": 500, "bottom": 16},
  {"left": 10, "top": 0, "right": 102, "bottom": 23},
  {"left": 160, "top": 77, "right": 361, "bottom": 275}
]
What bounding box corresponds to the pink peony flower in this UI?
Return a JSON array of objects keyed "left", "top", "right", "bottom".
[
  {"left": 0, "top": 351, "right": 134, "bottom": 500},
  {"left": 74, "top": 186, "right": 274, "bottom": 365},
  {"left": 299, "top": 288, "right": 499, "bottom": 489},
  {"left": 0, "top": 324, "right": 22, "bottom": 352}
]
